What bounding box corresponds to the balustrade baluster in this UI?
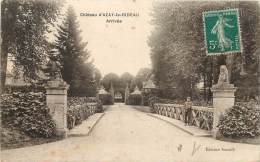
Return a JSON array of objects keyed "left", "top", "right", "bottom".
[{"left": 153, "top": 103, "right": 213, "bottom": 131}]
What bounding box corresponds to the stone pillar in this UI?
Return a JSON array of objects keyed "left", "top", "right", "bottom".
[
  {"left": 125, "top": 84, "right": 130, "bottom": 104},
  {"left": 109, "top": 83, "right": 114, "bottom": 104},
  {"left": 45, "top": 79, "right": 69, "bottom": 138},
  {"left": 211, "top": 65, "right": 236, "bottom": 138}
]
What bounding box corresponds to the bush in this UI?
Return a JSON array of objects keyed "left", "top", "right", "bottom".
[
  {"left": 218, "top": 102, "right": 260, "bottom": 138},
  {"left": 147, "top": 96, "right": 159, "bottom": 113},
  {"left": 4, "top": 85, "right": 45, "bottom": 93},
  {"left": 96, "top": 100, "right": 104, "bottom": 113},
  {"left": 67, "top": 105, "right": 84, "bottom": 129},
  {"left": 142, "top": 91, "right": 157, "bottom": 106},
  {"left": 68, "top": 97, "right": 87, "bottom": 107},
  {"left": 67, "top": 103, "right": 99, "bottom": 129},
  {"left": 128, "top": 94, "right": 142, "bottom": 105},
  {"left": 98, "top": 94, "right": 114, "bottom": 105},
  {"left": 1, "top": 92, "right": 56, "bottom": 138},
  {"left": 86, "top": 97, "right": 103, "bottom": 113},
  {"left": 67, "top": 97, "right": 101, "bottom": 129},
  {"left": 19, "top": 109, "right": 56, "bottom": 138}
]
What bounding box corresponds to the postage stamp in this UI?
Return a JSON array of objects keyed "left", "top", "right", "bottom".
[{"left": 203, "top": 9, "right": 242, "bottom": 55}]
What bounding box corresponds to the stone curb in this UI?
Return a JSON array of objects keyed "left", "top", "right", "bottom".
[
  {"left": 68, "top": 112, "right": 105, "bottom": 137},
  {"left": 147, "top": 113, "right": 211, "bottom": 137},
  {"left": 87, "top": 113, "right": 105, "bottom": 136}
]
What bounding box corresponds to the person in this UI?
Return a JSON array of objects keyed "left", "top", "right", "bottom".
[{"left": 184, "top": 97, "right": 192, "bottom": 126}]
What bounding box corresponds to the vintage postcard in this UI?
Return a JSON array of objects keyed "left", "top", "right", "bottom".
[{"left": 1, "top": 0, "right": 260, "bottom": 162}]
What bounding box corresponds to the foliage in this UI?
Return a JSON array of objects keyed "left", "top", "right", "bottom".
[
  {"left": 149, "top": 1, "right": 260, "bottom": 101},
  {"left": 147, "top": 96, "right": 159, "bottom": 113},
  {"left": 54, "top": 6, "right": 97, "bottom": 97},
  {"left": 68, "top": 97, "right": 88, "bottom": 107},
  {"left": 4, "top": 85, "right": 45, "bottom": 94},
  {"left": 120, "top": 72, "right": 134, "bottom": 88},
  {"left": 142, "top": 90, "right": 157, "bottom": 106},
  {"left": 133, "top": 68, "right": 151, "bottom": 89},
  {"left": 101, "top": 73, "right": 129, "bottom": 102},
  {"left": 1, "top": 0, "right": 62, "bottom": 91},
  {"left": 67, "top": 105, "right": 83, "bottom": 129},
  {"left": 148, "top": 95, "right": 213, "bottom": 108},
  {"left": 218, "top": 102, "right": 260, "bottom": 138},
  {"left": 94, "top": 68, "right": 102, "bottom": 86},
  {"left": 96, "top": 100, "right": 104, "bottom": 113},
  {"left": 98, "top": 94, "right": 114, "bottom": 105},
  {"left": 68, "top": 96, "right": 103, "bottom": 111},
  {"left": 128, "top": 94, "right": 142, "bottom": 105},
  {"left": 67, "top": 97, "right": 99, "bottom": 129},
  {"left": 235, "top": 75, "right": 260, "bottom": 102},
  {"left": 1, "top": 92, "right": 56, "bottom": 138},
  {"left": 102, "top": 73, "right": 121, "bottom": 91}
]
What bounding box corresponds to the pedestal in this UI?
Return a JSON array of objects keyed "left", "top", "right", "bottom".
[
  {"left": 211, "top": 85, "right": 236, "bottom": 138},
  {"left": 45, "top": 79, "right": 69, "bottom": 138}
]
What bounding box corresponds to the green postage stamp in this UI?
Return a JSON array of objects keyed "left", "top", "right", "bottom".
[{"left": 203, "top": 9, "right": 242, "bottom": 55}]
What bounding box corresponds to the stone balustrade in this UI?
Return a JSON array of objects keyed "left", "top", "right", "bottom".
[{"left": 153, "top": 103, "right": 213, "bottom": 131}]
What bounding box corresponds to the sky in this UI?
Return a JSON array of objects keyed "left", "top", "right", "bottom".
[{"left": 65, "top": 0, "right": 154, "bottom": 76}]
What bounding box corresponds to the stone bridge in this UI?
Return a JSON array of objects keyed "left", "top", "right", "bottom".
[{"left": 1, "top": 103, "right": 259, "bottom": 162}]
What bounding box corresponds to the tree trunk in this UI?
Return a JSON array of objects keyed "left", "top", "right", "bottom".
[
  {"left": 203, "top": 73, "right": 206, "bottom": 101},
  {"left": 226, "top": 55, "right": 233, "bottom": 83},
  {"left": 208, "top": 57, "right": 214, "bottom": 102},
  {"left": 1, "top": 45, "right": 8, "bottom": 93}
]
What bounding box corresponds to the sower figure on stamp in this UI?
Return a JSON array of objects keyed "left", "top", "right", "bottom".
[{"left": 184, "top": 97, "right": 192, "bottom": 126}]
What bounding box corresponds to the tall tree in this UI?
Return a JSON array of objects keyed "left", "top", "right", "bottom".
[
  {"left": 101, "top": 73, "right": 120, "bottom": 91},
  {"left": 149, "top": 1, "right": 260, "bottom": 100},
  {"left": 120, "top": 72, "right": 134, "bottom": 89},
  {"left": 94, "top": 68, "right": 102, "bottom": 87},
  {"left": 54, "top": 6, "right": 96, "bottom": 96},
  {"left": 134, "top": 68, "right": 151, "bottom": 89},
  {"left": 1, "top": 0, "right": 62, "bottom": 92}
]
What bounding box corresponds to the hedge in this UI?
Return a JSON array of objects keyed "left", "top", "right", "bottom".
[
  {"left": 1, "top": 92, "right": 56, "bottom": 138},
  {"left": 4, "top": 85, "right": 45, "bottom": 93},
  {"left": 218, "top": 102, "right": 260, "bottom": 138},
  {"left": 98, "top": 94, "right": 114, "bottom": 105},
  {"left": 67, "top": 97, "right": 102, "bottom": 129}
]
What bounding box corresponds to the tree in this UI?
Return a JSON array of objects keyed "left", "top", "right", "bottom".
[
  {"left": 101, "top": 73, "right": 120, "bottom": 91},
  {"left": 54, "top": 6, "right": 96, "bottom": 96},
  {"left": 120, "top": 72, "right": 134, "bottom": 89},
  {"left": 134, "top": 68, "right": 151, "bottom": 89},
  {"left": 94, "top": 68, "right": 102, "bottom": 87},
  {"left": 1, "top": 0, "right": 62, "bottom": 92},
  {"left": 149, "top": 1, "right": 260, "bottom": 100}
]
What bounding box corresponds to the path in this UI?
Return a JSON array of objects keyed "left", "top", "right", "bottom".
[{"left": 1, "top": 103, "right": 259, "bottom": 162}]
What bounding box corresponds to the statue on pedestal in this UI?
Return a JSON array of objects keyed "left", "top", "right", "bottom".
[
  {"left": 42, "top": 56, "right": 68, "bottom": 88},
  {"left": 213, "top": 65, "right": 234, "bottom": 89},
  {"left": 211, "top": 65, "right": 236, "bottom": 139},
  {"left": 46, "top": 56, "right": 62, "bottom": 80},
  {"left": 218, "top": 65, "right": 229, "bottom": 84}
]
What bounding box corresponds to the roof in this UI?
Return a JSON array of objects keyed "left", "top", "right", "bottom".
[
  {"left": 131, "top": 86, "right": 142, "bottom": 95},
  {"left": 143, "top": 79, "right": 156, "bottom": 89},
  {"left": 98, "top": 86, "right": 109, "bottom": 94}
]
